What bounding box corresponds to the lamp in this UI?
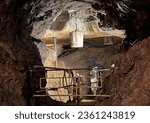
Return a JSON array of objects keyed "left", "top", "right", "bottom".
[{"left": 70, "top": 7, "right": 84, "bottom": 48}]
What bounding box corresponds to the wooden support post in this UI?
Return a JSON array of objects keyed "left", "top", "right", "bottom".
[
  {"left": 77, "top": 77, "right": 81, "bottom": 105},
  {"left": 100, "top": 71, "right": 103, "bottom": 88},
  {"left": 53, "top": 37, "right": 57, "bottom": 67}
]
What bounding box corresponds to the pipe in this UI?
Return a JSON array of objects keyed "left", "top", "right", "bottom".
[{"left": 33, "top": 94, "right": 110, "bottom": 97}]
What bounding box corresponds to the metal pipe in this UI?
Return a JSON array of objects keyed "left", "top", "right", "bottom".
[
  {"left": 33, "top": 94, "right": 110, "bottom": 97},
  {"left": 45, "top": 86, "right": 103, "bottom": 90},
  {"left": 39, "top": 76, "right": 107, "bottom": 81},
  {"left": 33, "top": 65, "right": 110, "bottom": 71}
]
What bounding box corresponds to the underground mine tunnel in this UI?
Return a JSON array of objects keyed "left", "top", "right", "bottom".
[{"left": 0, "top": 0, "right": 150, "bottom": 106}]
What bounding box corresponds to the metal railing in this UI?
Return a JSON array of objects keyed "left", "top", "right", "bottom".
[{"left": 31, "top": 65, "right": 111, "bottom": 105}]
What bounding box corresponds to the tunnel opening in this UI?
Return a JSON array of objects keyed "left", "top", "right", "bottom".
[
  {"left": 27, "top": 0, "right": 125, "bottom": 105},
  {"left": 0, "top": 0, "right": 150, "bottom": 106},
  {"left": 32, "top": 35, "right": 123, "bottom": 106}
]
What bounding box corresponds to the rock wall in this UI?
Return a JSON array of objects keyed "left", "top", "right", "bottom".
[
  {"left": 0, "top": 0, "right": 43, "bottom": 105},
  {"left": 96, "top": 37, "right": 150, "bottom": 106}
]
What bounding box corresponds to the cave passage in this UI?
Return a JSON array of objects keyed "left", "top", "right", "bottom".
[{"left": 0, "top": 0, "right": 150, "bottom": 106}]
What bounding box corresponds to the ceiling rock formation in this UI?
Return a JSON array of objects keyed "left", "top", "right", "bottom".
[
  {"left": 25, "top": 0, "right": 125, "bottom": 43},
  {"left": 22, "top": 0, "right": 150, "bottom": 46},
  {"left": 92, "top": 0, "right": 150, "bottom": 46}
]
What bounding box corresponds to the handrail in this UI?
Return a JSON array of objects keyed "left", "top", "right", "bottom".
[
  {"left": 32, "top": 65, "right": 110, "bottom": 72},
  {"left": 31, "top": 65, "right": 111, "bottom": 105}
]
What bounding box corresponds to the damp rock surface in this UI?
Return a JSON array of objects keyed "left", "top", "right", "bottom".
[
  {"left": 96, "top": 37, "right": 150, "bottom": 106},
  {"left": 0, "top": 0, "right": 43, "bottom": 105}
]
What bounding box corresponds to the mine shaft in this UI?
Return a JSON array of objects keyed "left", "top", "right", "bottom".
[{"left": 0, "top": 0, "right": 150, "bottom": 106}]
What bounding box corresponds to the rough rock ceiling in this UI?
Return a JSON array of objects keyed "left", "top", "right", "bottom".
[
  {"left": 20, "top": 0, "right": 150, "bottom": 45},
  {"left": 25, "top": 0, "right": 125, "bottom": 43}
]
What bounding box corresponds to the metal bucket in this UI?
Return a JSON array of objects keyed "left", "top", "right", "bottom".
[{"left": 70, "top": 30, "right": 83, "bottom": 48}]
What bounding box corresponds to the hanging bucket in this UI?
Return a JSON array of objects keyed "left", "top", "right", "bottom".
[{"left": 70, "top": 29, "right": 83, "bottom": 48}]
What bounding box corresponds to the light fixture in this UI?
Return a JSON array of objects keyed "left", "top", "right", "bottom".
[
  {"left": 70, "top": 3, "right": 84, "bottom": 48},
  {"left": 70, "top": 29, "right": 83, "bottom": 48}
]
